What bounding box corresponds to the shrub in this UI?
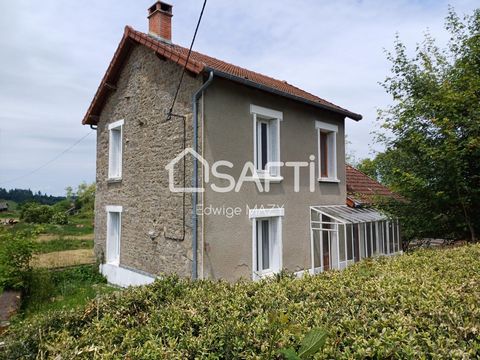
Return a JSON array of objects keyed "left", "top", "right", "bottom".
[
  {"left": 20, "top": 203, "right": 54, "bottom": 224},
  {"left": 2, "top": 245, "right": 480, "bottom": 359},
  {"left": 0, "top": 227, "right": 35, "bottom": 290},
  {"left": 50, "top": 211, "right": 68, "bottom": 225}
]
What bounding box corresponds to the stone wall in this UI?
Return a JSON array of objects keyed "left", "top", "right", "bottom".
[{"left": 94, "top": 44, "right": 202, "bottom": 277}]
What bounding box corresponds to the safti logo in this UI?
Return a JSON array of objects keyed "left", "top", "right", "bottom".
[{"left": 165, "top": 148, "right": 320, "bottom": 193}]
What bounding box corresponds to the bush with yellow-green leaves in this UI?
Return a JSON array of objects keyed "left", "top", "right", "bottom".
[{"left": 2, "top": 244, "right": 480, "bottom": 359}]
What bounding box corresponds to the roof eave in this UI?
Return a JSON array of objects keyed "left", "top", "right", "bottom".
[{"left": 204, "top": 67, "right": 362, "bottom": 121}]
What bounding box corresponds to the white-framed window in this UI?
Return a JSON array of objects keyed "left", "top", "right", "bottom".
[
  {"left": 250, "top": 105, "right": 282, "bottom": 180},
  {"left": 106, "top": 205, "right": 122, "bottom": 265},
  {"left": 249, "top": 207, "right": 283, "bottom": 279},
  {"left": 315, "top": 120, "right": 338, "bottom": 182},
  {"left": 108, "top": 119, "right": 124, "bottom": 180}
]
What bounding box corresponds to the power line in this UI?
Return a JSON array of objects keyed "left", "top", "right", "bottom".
[
  {"left": 167, "top": 0, "right": 207, "bottom": 120},
  {"left": 0, "top": 130, "right": 94, "bottom": 186}
]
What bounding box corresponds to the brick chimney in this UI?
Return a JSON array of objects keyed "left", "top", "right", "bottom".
[{"left": 148, "top": 1, "right": 173, "bottom": 42}]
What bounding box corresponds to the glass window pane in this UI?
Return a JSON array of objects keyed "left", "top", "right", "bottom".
[
  {"left": 359, "top": 223, "right": 365, "bottom": 259},
  {"left": 339, "top": 225, "right": 346, "bottom": 262},
  {"left": 261, "top": 220, "right": 270, "bottom": 270},
  {"left": 377, "top": 222, "right": 384, "bottom": 254},
  {"left": 389, "top": 222, "right": 394, "bottom": 254},
  {"left": 366, "top": 223, "right": 372, "bottom": 257},
  {"left": 382, "top": 221, "right": 388, "bottom": 254},
  {"left": 346, "top": 224, "right": 353, "bottom": 261},
  {"left": 322, "top": 230, "right": 330, "bottom": 271},
  {"left": 261, "top": 123, "right": 268, "bottom": 170},
  {"left": 353, "top": 224, "right": 360, "bottom": 262},
  {"left": 313, "top": 230, "right": 321, "bottom": 268},
  {"left": 320, "top": 132, "right": 328, "bottom": 177}
]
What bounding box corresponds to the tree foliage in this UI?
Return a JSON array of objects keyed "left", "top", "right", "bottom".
[{"left": 374, "top": 7, "right": 480, "bottom": 241}]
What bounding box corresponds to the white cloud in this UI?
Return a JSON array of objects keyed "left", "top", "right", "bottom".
[{"left": 0, "top": 0, "right": 477, "bottom": 194}]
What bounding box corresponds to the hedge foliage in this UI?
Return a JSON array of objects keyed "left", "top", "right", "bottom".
[
  {"left": 2, "top": 245, "right": 480, "bottom": 359},
  {"left": 0, "top": 227, "right": 34, "bottom": 290}
]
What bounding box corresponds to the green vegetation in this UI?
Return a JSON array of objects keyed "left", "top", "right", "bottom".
[
  {"left": 0, "top": 183, "right": 97, "bottom": 313},
  {"left": 20, "top": 265, "right": 113, "bottom": 319},
  {"left": 358, "top": 8, "right": 480, "bottom": 242},
  {"left": 0, "top": 227, "right": 35, "bottom": 291},
  {"left": 33, "top": 237, "right": 93, "bottom": 254},
  {"left": 2, "top": 244, "right": 479, "bottom": 359}
]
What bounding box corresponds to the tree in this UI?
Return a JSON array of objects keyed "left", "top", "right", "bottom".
[{"left": 375, "top": 7, "right": 480, "bottom": 242}]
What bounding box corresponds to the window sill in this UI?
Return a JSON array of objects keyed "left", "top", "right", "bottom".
[
  {"left": 254, "top": 270, "right": 277, "bottom": 280},
  {"left": 107, "top": 260, "right": 120, "bottom": 267},
  {"left": 318, "top": 178, "right": 340, "bottom": 183},
  {"left": 250, "top": 175, "right": 283, "bottom": 183},
  {"left": 107, "top": 177, "right": 122, "bottom": 183}
]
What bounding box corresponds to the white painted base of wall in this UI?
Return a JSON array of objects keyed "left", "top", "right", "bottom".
[{"left": 100, "top": 263, "right": 155, "bottom": 288}]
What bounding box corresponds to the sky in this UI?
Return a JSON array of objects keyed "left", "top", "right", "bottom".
[{"left": 0, "top": 0, "right": 478, "bottom": 196}]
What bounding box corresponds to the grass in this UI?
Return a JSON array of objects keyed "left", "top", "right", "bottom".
[
  {"left": 33, "top": 237, "right": 93, "bottom": 254},
  {"left": 18, "top": 265, "right": 115, "bottom": 319}
]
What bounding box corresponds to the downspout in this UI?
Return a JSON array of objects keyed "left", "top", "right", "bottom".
[{"left": 192, "top": 70, "right": 214, "bottom": 279}]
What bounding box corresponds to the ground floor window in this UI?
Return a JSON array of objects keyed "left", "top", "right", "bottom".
[
  {"left": 311, "top": 206, "right": 401, "bottom": 272},
  {"left": 106, "top": 205, "right": 122, "bottom": 265},
  {"left": 250, "top": 208, "right": 283, "bottom": 280}
]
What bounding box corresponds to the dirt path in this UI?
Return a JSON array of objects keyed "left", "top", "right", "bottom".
[
  {"left": 0, "top": 291, "right": 21, "bottom": 334},
  {"left": 31, "top": 249, "right": 95, "bottom": 268}
]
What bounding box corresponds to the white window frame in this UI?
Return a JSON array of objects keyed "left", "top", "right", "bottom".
[
  {"left": 250, "top": 105, "right": 283, "bottom": 182},
  {"left": 249, "top": 207, "right": 284, "bottom": 280},
  {"left": 106, "top": 205, "right": 122, "bottom": 266},
  {"left": 315, "top": 120, "right": 338, "bottom": 182},
  {"left": 108, "top": 119, "right": 124, "bottom": 180}
]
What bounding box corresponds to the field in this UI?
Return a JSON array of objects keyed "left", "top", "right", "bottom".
[{"left": 2, "top": 244, "right": 479, "bottom": 359}]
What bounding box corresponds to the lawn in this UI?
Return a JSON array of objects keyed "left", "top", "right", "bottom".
[
  {"left": 19, "top": 265, "right": 115, "bottom": 319},
  {"left": 2, "top": 244, "right": 479, "bottom": 359}
]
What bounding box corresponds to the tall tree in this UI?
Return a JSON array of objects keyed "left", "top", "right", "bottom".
[{"left": 376, "top": 8, "right": 480, "bottom": 242}]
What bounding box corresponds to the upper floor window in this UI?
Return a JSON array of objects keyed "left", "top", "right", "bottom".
[
  {"left": 250, "top": 105, "right": 282, "bottom": 179},
  {"left": 108, "top": 119, "right": 124, "bottom": 180},
  {"left": 316, "top": 120, "right": 338, "bottom": 182}
]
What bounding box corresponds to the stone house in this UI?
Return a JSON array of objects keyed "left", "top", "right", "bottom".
[{"left": 83, "top": 2, "right": 401, "bottom": 287}]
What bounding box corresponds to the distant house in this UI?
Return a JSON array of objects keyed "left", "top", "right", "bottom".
[
  {"left": 0, "top": 202, "right": 8, "bottom": 212},
  {"left": 345, "top": 165, "right": 400, "bottom": 207},
  {"left": 83, "top": 1, "right": 401, "bottom": 287}
]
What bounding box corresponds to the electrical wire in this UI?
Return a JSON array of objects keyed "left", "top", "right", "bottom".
[
  {"left": 0, "top": 130, "right": 94, "bottom": 186},
  {"left": 167, "top": 0, "right": 207, "bottom": 120}
]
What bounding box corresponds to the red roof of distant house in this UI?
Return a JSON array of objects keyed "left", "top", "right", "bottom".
[
  {"left": 82, "top": 26, "right": 362, "bottom": 125},
  {"left": 346, "top": 164, "right": 399, "bottom": 206}
]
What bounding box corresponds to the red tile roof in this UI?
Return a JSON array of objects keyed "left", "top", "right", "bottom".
[
  {"left": 82, "top": 26, "right": 362, "bottom": 125},
  {"left": 346, "top": 164, "right": 399, "bottom": 205}
]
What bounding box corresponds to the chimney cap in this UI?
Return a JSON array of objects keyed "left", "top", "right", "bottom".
[{"left": 148, "top": 1, "right": 173, "bottom": 17}]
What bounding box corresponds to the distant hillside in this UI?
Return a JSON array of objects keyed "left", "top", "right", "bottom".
[{"left": 0, "top": 188, "right": 65, "bottom": 205}]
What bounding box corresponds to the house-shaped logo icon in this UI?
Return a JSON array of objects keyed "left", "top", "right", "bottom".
[{"left": 165, "top": 148, "right": 210, "bottom": 192}]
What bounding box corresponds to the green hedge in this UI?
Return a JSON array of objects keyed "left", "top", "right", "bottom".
[{"left": 2, "top": 245, "right": 480, "bottom": 359}]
